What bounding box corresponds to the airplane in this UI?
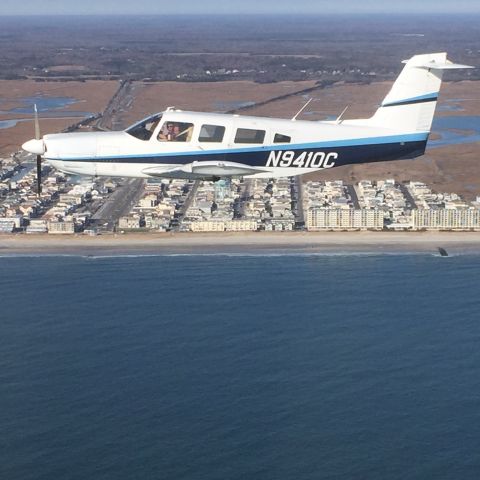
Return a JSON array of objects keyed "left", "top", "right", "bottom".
[{"left": 22, "top": 53, "right": 473, "bottom": 193}]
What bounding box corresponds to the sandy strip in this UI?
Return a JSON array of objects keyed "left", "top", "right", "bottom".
[{"left": 1, "top": 232, "right": 479, "bottom": 256}]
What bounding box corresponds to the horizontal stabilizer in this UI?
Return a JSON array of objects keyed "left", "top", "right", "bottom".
[{"left": 402, "top": 59, "right": 475, "bottom": 70}]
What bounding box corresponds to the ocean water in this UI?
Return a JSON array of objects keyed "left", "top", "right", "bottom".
[{"left": 1, "top": 253, "right": 480, "bottom": 480}]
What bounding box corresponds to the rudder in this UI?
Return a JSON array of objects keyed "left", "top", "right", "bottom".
[{"left": 364, "top": 53, "right": 473, "bottom": 133}]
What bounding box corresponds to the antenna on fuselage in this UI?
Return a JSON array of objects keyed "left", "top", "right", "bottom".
[
  {"left": 334, "top": 105, "right": 350, "bottom": 124},
  {"left": 291, "top": 98, "right": 313, "bottom": 121}
]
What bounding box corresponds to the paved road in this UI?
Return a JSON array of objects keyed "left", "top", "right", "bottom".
[
  {"left": 88, "top": 81, "right": 146, "bottom": 230},
  {"left": 291, "top": 176, "right": 305, "bottom": 228},
  {"left": 236, "top": 179, "right": 253, "bottom": 218},
  {"left": 96, "top": 80, "right": 135, "bottom": 131},
  {"left": 398, "top": 183, "right": 418, "bottom": 209},
  {"left": 174, "top": 181, "right": 199, "bottom": 231},
  {"left": 346, "top": 184, "right": 361, "bottom": 209},
  {"left": 91, "top": 178, "right": 145, "bottom": 230}
]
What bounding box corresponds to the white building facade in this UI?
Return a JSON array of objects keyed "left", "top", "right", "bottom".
[{"left": 307, "top": 208, "right": 384, "bottom": 231}]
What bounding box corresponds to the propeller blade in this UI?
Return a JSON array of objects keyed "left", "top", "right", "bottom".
[
  {"left": 34, "top": 105, "right": 42, "bottom": 194},
  {"left": 34, "top": 104, "right": 41, "bottom": 140},
  {"left": 36, "top": 154, "right": 42, "bottom": 194}
]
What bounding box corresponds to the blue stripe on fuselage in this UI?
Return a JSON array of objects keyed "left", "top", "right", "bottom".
[
  {"left": 48, "top": 136, "right": 429, "bottom": 169},
  {"left": 51, "top": 132, "right": 428, "bottom": 162}
]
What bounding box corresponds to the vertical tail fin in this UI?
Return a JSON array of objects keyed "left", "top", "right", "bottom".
[{"left": 365, "top": 53, "right": 473, "bottom": 132}]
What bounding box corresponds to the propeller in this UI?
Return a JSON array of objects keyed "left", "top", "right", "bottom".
[
  {"left": 34, "top": 105, "right": 42, "bottom": 194},
  {"left": 22, "top": 104, "right": 46, "bottom": 195}
]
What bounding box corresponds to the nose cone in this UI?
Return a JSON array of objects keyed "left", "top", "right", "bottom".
[{"left": 22, "top": 138, "right": 45, "bottom": 155}]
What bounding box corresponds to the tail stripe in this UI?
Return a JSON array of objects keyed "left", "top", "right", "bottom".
[
  {"left": 342, "top": 53, "right": 472, "bottom": 134},
  {"left": 382, "top": 94, "right": 438, "bottom": 108}
]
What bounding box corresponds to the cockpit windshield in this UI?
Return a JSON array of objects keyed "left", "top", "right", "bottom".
[{"left": 125, "top": 113, "right": 163, "bottom": 140}]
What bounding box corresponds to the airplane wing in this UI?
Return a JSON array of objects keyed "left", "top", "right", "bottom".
[{"left": 142, "top": 161, "right": 270, "bottom": 180}]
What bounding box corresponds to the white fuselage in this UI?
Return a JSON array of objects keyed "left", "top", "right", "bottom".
[{"left": 43, "top": 110, "right": 426, "bottom": 181}]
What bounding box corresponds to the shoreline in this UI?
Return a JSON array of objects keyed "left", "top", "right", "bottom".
[{"left": 1, "top": 231, "right": 480, "bottom": 256}]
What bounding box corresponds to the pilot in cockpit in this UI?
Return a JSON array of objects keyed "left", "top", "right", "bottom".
[
  {"left": 158, "top": 123, "right": 176, "bottom": 141},
  {"left": 158, "top": 122, "right": 193, "bottom": 142}
]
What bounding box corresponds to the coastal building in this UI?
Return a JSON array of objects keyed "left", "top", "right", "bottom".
[
  {"left": 58, "top": 193, "right": 83, "bottom": 206},
  {"left": 190, "top": 219, "right": 258, "bottom": 232},
  {"left": 3, "top": 159, "right": 480, "bottom": 236},
  {"left": 0, "top": 218, "right": 15, "bottom": 233},
  {"left": 0, "top": 215, "right": 22, "bottom": 232},
  {"left": 307, "top": 208, "right": 384, "bottom": 231},
  {"left": 144, "top": 214, "right": 169, "bottom": 231},
  {"left": 241, "top": 178, "right": 295, "bottom": 230},
  {"left": 190, "top": 220, "right": 225, "bottom": 232},
  {"left": 47, "top": 220, "right": 75, "bottom": 234},
  {"left": 225, "top": 220, "right": 258, "bottom": 231},
  {"left": 26, "top": 219, "right": 47, "bottom": 234},
  {"left": 138, "top": 194, "right": 158, "bottom": 209},
  {"left": 119, "top": 215, "right": 141, "bottom": 229},
  {"left": 412, "top": 208, "right": 480, "bottom": 230}
]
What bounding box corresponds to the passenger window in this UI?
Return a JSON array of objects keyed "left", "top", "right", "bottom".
[
  {"left": 234, "top": 128, "right": 266, "bottom": 144},
  {"left": 199, "top": 124, "right": 225, "bottom": 143},
  {"left": 158, "top": 122, "right": 194, "bottom": 142},
  {"left": 274, "top": 133, "right": 291, "bottom": 143}
]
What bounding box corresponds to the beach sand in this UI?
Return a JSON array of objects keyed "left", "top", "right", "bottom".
[{"left": 1, "top": 231, "right": 479, "bottom": 256}]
